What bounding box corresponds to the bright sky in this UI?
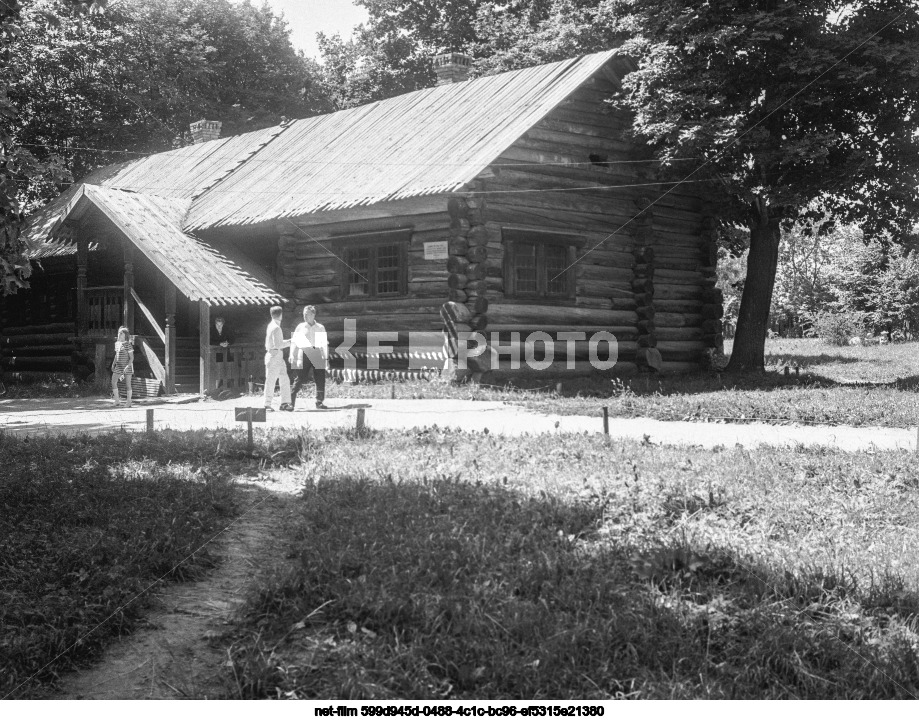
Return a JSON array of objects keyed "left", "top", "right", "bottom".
[{"left": 253, "top": 0, "right": 369, "bottom": 59}]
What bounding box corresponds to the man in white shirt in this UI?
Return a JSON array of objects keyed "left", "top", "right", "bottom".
[
  {"left": 289, "top": 305, "right": 328, "bottom": 410},
  {"left": 264, "top": 305, "right": 292, "bottom": 411}
]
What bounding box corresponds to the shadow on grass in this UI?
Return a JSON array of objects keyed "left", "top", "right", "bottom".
[{"left": 223, "top": 474, "right": 919, "bottom": 700}]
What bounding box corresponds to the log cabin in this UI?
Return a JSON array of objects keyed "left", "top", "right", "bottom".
[{"left": 4, "top": 49, "right": 723, "bottom": 396}]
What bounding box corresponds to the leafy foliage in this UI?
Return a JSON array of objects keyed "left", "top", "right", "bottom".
[
  {"left": 1, "top": 0, "right": 330, "bottom": 294},
  {"left": 613, "top": 0, "right": 919, "bottom": 370}
]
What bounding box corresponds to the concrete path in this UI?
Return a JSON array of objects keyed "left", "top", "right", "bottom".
[{"left": 1, "top": 395, "right": 915, "bottom": 451}]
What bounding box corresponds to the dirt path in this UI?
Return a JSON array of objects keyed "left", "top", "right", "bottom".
[{"left": 54, "top": 480, "right": 301, "bottom": 700}]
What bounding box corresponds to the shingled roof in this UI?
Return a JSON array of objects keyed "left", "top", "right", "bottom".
[{"left": 22, "top": 50, "right": 620, "bottom": 303}]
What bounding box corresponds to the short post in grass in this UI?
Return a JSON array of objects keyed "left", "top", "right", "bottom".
[
  {"left": 146, "top": 408, "right": 154, "bottom": 433},
  {"left": 602, "top": 406, "right": 609, "bottom": 435},
  {"left": 356, "top": 407, "right": 366, "bottom": 432},
  {"left": 235, "top": 407, "right": 266, "bottom": 456},
  {"left": 390, "top": 384, "right": 395, "bottom": 400}
]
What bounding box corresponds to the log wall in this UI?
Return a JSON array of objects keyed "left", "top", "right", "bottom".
[
  {"left": 275, "top": 212, "right": 452, "bottom": 373},
  {"left": 465, "top": 72, "right": 715, "bottom": 375}
]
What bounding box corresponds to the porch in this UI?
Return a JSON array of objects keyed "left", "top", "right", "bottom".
[{"left": 62, "top": 184, "right": 285, "bottom": 397}]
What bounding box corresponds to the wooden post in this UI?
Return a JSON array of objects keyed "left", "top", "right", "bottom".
[
  {"left": 602, "top": 407, "right": 609, "bottom": 435},
  {"left": 199, "top": 301, "right": 211, "bottom": 397},
  {"left": 356, "top": 408, "right": 366, "bottom": 432},
  {"left": 247, "top": 408, "right": 254, "bottom": 456},
  {"left": 94, "top": 342, "right": 108, "bottom": 390},
  {"left": 146, "top": 408, "right": 154, "bottom": 433},
  {"left": 77, "top": 236, "right": 88, "bottom": 336},
  {"left": 123, "top": 242, "right": 135, "bottom": 332},
  {"left": 165, "top": 283, "right": 176, "bottom": 394}
]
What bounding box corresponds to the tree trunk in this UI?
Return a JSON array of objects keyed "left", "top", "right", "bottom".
[{"left": 726, "top": 206, "right": 781, "bottom": 373}]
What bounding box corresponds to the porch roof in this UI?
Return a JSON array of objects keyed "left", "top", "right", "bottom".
[{"left": 82, "top": 185, "right": 284, "bottom": 306}]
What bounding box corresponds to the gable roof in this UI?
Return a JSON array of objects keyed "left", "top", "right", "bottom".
[
  {"left": 20, "top": 50, "right": 621, "bottom": 303},
  {"left": 79, "top": 185, "right": 284, "bottom": 306},
  {"left": 184, "top": 50, "right": 617, "bottom": 229}
]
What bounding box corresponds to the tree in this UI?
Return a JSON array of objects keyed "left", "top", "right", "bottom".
[
  {"left": 1, "top": 0, "right": 330, "bottom": 294},
  {"left": 1, "top": 0, "right": 102, "bottom": 295},
  {"left": 613, "top": 0, "right": 919, "bottom": 371}
]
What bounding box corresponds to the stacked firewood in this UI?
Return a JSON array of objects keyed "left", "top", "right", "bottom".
[{"left": 632, "top": 197, "right": 662, "bottom": 372}]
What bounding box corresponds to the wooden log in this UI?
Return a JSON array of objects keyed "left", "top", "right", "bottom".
[
  {"left": 661, "top": 361, "right": 703, "bottom": 374},
  {"left": 637, "top": 334, "right": 657, "bottom": 348},
  {"left": 701, "top": 320, "right": 723, "bottom": 334},
  {"left": 467, "top": 226, "right": 489, "bottom": 247},
  {"left": 654, "top": 300, "right": 705, "bottom": 313},
  {"left": 448, "top": 274, "right": 468, "bottom": 290},
  {"left": 637, "top": 320, "right": 655, "bottom": 334},
  {"left": 450, "top": 238, "right": 469, "bottom": 255},
  {"left": 634, "top": 246, "right": 655, "bottom": 263},
  {"left": 2, "top": 322, "right": 74, "bottom": 336},
  {"left": 636, "top": 306, "right": 655, "bottom": 321},
  {"left": 467, "top": 263, "right": 487, "bottom": 281},
  {"left": 633, "top": 263, "right": 654, "bottom": 277},
  {"left": 448, "top": 197, "right": 469, "bottom": 219},
  {"left": 448, "top": 288, "right": 468, "bottom": 303},
  {"left": 579, "top": 264, "right": 634, "bottom": 282},
  {"left": 0, "top": 344, "right": 74, "bottom": 356},
  {"left": 632, "top": 278, "right": 654, "bottom": 294},
  {"left": 702, "top": 334, "right": 724, "bottom": 347},
  {"left": 656, "top": 313, "right": 703, "bottom": 327},
  {"left": 447, "top": 256, "right": 468, "bottom": 275},
  {"left": 449, "top": 218, "right": 471, "bottom": 237},
  {"left": 485, "top": 325, "right": 640, "bottom": 340},
  {"left": 635, "top": 347, "right": 663, "bottom": 371},
  {"left": 576, "top": 297, "right": 613, "bottom": 309},
  {"left": 487, "top": 304, "right": 637, "bottom": 326},
  {"left": 657, "top": 327, "right": 704, "bottom": 341},
  {"left": 701, "top": 304, "right": 724, "bottom": 320},
  {"left": 470, "top": 314, "right": 488, "bottom": 331},
  {"left": 442, "top": 301, "right": 473, "bottom": 325},
  {"left": 466, "top": 246, "right": 488, "bottom": 264},
  {"left": 3, "top": 332, "right": 73, "bottom": 346},
  {"left": 468, "top": 295, "right": 489, "bottom": 315},
  {"left": 3, "top": 355, "right": 73, "bottom": 369}
]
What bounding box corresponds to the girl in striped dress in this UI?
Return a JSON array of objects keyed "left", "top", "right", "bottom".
[{"left": 111, "top": 326, "right": 135, "bottom": 407}]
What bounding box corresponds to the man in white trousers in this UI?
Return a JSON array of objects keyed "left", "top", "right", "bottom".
[{"left": 263, "top": 305, "right": 292, "bottom": 411}]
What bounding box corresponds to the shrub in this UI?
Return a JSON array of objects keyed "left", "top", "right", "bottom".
[{"left": 806, "top": 311, "right": 864, "bottom": 346}]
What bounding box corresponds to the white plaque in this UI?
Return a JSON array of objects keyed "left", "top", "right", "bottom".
[{"left": 424, "top": 240, "right": 449, "bottom": 260}]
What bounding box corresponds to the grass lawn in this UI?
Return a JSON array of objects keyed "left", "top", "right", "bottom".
[
  {"left": 0, "top": 430, "right": 245, "bottom": 699},
  {"left": 222, "top": 428, "right": 919, "bottom": 700}
]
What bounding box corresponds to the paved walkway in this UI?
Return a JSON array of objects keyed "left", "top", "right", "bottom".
[{"left": 1, "top": 395, "right": 916, "bottom": 451}]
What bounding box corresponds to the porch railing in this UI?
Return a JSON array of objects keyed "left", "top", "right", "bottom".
[
  {"left": 85, "top": 286, "right": 123, "bottom": 336},
  {"left": 209, "top": 342, "right": 263, "bottom": 395}
]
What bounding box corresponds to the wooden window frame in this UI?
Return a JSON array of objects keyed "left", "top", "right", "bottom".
[
  {"left": 335, "top": 228, "right": 411, "bottom": 299},
  {"left": 502, "top": 227, "right": 583, "bottom": 301}
]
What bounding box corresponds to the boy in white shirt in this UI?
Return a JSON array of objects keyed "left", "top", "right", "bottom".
[
  {"left": 289, "top": 305, "right": 328, "bottom": 410},
  {"left": 264, "top": 305, "right": 292, "bottom": 411}
]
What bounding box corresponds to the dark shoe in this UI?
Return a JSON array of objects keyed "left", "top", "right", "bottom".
[
  {"left": 264, "top": 406, "right": 274, "bottom": 412},
  {"left": 280, "top": 403, "right": 294, "bottom": 412},
  {"left": 315, "top": 402, "right": 328, "bottom": 409}
]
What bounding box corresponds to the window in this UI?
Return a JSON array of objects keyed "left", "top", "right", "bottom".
[
  {"left": 503, "top": 227, "right": 582, "bottom": 299},
  {"left": 337, "top": 229, "right": 410, "bottom": 298}
]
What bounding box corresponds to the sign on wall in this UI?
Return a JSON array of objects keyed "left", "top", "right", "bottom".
[{"left": 423, "top": 241, "right": 449, "bottom": 260}]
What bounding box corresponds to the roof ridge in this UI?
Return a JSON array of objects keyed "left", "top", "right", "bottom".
[{"left": 188, "top": 121, "right": 294, "bottom": 205}]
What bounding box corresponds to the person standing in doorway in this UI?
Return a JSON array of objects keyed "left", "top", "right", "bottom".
[
  {"left": 264, "top": 305, "right": 292, "bottom": 411},
  {"left": 290, "top": 305, "right": 329, "bottom": 410},
  {"left": 111, "top": 326, "right": 135, "bottom": 407},
  {"left": 211, "top": 315, "right": 234, "bottom": 348}
]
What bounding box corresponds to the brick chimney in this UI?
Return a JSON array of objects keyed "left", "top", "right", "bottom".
[
  {"left": 189, "top": 119, "right": 222, "bottom": 144},
  {"left": 433, "top": 52, "right": 472, "bottom": 86}
]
